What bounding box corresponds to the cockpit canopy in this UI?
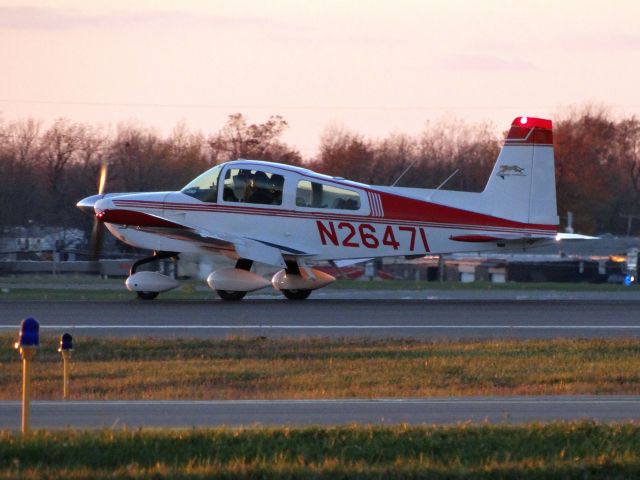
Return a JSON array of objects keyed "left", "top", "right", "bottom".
[{"left": 181, "top": 161, "right": 361, "bottom": 211}]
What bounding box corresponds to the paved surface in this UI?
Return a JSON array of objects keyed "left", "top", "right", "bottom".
[
  {"left": 0, "top": 397, "right": 638, "bottom": 428},
  {"left": 2, "top": 293, "right": 640, "bottom": 339}
]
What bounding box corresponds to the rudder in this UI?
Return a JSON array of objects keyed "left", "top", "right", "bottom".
[{"left": 483, "top": 117, "right": 558, "bottom": 226}]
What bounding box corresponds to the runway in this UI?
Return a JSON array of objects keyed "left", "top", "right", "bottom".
[
  {"left": 0, "top": 396, "right": 638, "bottom": 428},
  {"left": 1, "top": 291, "right": 640, "bottom": 339}
]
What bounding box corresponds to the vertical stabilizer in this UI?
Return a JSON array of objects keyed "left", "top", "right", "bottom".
[{"left": 483, "top": 117, "right": 558, "bottom": 226}]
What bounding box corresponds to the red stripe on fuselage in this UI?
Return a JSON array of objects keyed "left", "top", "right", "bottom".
[
  {"left": 96, "top": 209, "right": 184, "bottom": 228},
  {"left": 449, "top": 235, "right": 502, "bottom": 242},
  {"left": 113, "top": 190, "right": 557, "bottom": 235},
  {"left": 376, "top": 191, "right": 556, "bottom": 232}
]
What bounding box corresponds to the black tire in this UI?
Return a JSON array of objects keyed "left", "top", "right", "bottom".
[
  {"left": 217, "top": 290, "right": 247, "bottom": 301},
  {"left": 137, "top": 291, "right": 159, "bottom": 300},
  {"left": 282, "top": 289, "right": 312, "bottom": 300}
]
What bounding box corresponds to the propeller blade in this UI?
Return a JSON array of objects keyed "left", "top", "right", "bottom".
[
  {"left": 90, "top": 219, "right": 103, "bottom": 260},
  {"left": 97, "top": 162, "right": 108, "bottom": 195},
  {"left": 90, "top": 162, "right": 108, "bottom": 260}
]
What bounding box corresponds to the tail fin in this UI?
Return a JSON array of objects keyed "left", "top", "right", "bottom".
[{"left": 483, "top": 117, "right": 558, "bottom": 226}]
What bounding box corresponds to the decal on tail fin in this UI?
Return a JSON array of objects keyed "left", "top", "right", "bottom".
[{"left": 483, "top": 117, "right": 558, "bottom": 227}]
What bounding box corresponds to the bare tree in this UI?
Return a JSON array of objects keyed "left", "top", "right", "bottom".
[
  {"left": 315, "top": 126, "right": 374, "bottom": 182},
  {"left": 209, "top": 113, "right": 302, "bottom": 165},
  {"left": 370, "top": 133, "right": 418, "bottom": 186}
]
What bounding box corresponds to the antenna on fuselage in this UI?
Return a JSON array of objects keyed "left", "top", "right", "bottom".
[
  {"left": 390, "top": 158, "right": 420, "bottom": 187},
  {"left": 426, "top": 169, "right": 459, "bottom": 201},
  {"left": 434, "top": 169, "right": 459, "bottom": 191},
  {"left": 390, "top": 159, "right": 460, "bottom": 200}
]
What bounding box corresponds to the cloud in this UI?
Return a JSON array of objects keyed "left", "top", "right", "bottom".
[
  {"left": 439, "top": 54, "right": 535, "bottom": 71},
  {"left": 0, "top": 6, "right": 286, "bottom": 31}
]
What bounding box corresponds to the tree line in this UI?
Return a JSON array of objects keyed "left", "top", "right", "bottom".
[{"left": 0, "top": 107, "right": 638, "bottom": 236}]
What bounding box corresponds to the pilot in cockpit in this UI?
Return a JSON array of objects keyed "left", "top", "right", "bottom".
[{"left": 232, "top": 169, "right": 253, "bottom": 201}]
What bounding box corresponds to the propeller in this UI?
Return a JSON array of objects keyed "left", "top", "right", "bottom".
[{"left": 90, "top": 162, "right": 108, "bottom": 260}]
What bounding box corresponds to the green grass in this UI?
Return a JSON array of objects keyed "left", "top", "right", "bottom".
[
  {"left": 329, "top": 279, "right": 640, "bottom": 291},
  {"left": 1, "top": 423, "right": 639, "bottom": 479},
  {"left": 0, "top": 274, "right": 124, "bottom": 285},
  {"left": 2, "top": 337, "right": 640, "bottom": 400},
  {"left": 0, "top": 278, "right": 637, "bottom": 301},
  {"left": 0, "top": 288, "right": 216, "bottom": 301}
]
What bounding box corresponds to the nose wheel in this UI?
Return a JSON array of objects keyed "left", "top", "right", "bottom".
[
  {"left": 136, "top": 291, "right": 159, "bottom": 300},
  {"left": 128, "top": 251, "right": 180, "bottom": 300}
]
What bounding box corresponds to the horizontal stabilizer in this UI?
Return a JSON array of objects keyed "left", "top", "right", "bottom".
[{"left": 555, "top": 233, "right": 599, "bottom": 241}]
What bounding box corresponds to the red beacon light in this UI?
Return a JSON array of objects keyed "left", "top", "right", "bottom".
[{"left": 512, "top": 116, "right": 552, "bottom": 130}]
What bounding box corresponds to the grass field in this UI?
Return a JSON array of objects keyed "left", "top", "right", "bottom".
[
  {"left": 1, "top": 423, "right": 639, "bottom": 479},
  {"left": 1, "top": 336, "right": 639, "bottom": 400}
]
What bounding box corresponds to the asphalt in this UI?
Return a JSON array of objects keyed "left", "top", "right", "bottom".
[
  {"left": 2, "top": 291, "right": 640, "bottom": 339},
  {"left": 1, "top": 397, "right": 638, "bottom": 429},
  {"left": 2, "top": 291, "right": 638, "bottom": 429}
]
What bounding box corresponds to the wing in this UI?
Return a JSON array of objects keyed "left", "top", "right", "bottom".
[{"left": 100, "top": 208, "right": 311, "bottom": 268}]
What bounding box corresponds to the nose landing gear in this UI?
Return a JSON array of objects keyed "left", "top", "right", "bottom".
[{"left": 126, "top": 251, "right": 180, "bottom": 300}]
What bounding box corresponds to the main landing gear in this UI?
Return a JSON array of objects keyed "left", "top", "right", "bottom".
[
  {"left": 280, "top": 262, "right": 312, "bottom": 300},
  {"left": 215, "top": 259, "right": 253, "bottom": 301},
  {"left": 207, "top": 259, "right": 335, "bottom": 301},
  {"left": 270, "top": 260, "right": 335, "bottom": 301}
]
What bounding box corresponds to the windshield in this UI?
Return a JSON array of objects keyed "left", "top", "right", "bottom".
[{"left": 181, "top": 164, "right": 224, "bottom": 202}]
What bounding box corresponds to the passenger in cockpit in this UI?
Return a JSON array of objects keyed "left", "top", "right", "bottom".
[
  {"left": 270, "top": 174, "right": 284, "bottom": 205},
  {"left": 247, "top": 171, "right": 273, "bottom": 204}
]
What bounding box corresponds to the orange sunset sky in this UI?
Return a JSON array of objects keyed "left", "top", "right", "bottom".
[{"left": 1, "top": 0, "right": 639, "bottom": 156}]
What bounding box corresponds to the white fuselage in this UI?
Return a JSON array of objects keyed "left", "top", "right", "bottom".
[{"left": 98, "top": 160, "right": 556, "bottom": 264}]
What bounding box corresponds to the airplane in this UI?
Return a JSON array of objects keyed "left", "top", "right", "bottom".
[{"left": 77, "top": 116, "right": 587, "bottom": 301}]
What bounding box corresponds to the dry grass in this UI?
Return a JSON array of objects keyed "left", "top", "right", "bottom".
[{"left": 1, "top": 336, "right": 639, "bottom": 400}]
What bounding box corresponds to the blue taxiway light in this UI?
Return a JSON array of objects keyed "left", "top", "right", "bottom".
[{"left": 17, "top": 317, "right": 39, "bottom": 347}]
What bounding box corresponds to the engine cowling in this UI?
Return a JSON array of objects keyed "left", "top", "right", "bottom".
[
  {"left": 125, "top": 271, "right": 179, "bottom": 293},
  {"left": 207, "top": 268, "right": 271, "bottom": 292},
  {"left": 271, "top": 268, "right": 335, "bottom": 291}
]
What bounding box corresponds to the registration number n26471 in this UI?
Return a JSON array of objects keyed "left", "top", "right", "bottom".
[{"left": 316, "top": 221, "right": 430, "bottom": 252}]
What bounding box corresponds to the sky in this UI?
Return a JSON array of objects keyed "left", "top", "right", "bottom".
[{"left": 1, "top": 0, "right": 639, "bottom": 157}]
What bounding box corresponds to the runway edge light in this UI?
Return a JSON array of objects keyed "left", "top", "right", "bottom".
[
  {"left": 58, "top": 333, "right": 73, "bottom": 400},
  {"left": 59, "top": 332, "right": 73, "bottom": 352},
  {"left": 15, "top": 317, "right": 39, "bottom": 434},
  {"left": 15, "top": 317, "right": 39, "bottom": 348}
]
